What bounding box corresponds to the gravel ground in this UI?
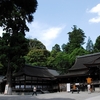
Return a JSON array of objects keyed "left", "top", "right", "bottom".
[{"left": 0, "top": 91, "right": 100, "bottom": 100}]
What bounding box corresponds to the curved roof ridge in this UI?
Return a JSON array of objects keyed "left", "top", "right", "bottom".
[
  {"left": 77, "top": 52, "right": 100, "bottom": 59},
  {"left": 69, "top": 52, "right": 100, "bottom": 70}
]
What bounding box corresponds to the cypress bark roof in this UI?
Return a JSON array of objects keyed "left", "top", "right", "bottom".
[
  {"left": 66, "top": 69, "right": 89, "bottom": 77},
  {"left": 64, "top": 52, "right": 100, "bottom": 77},
  {"left": 84, "top": 57, "right": 100, "bottom": 67},
  {"left": 69, "top": 52, "right": 100, "bottom": 71},
  {"left": 56, "top": 69, "right": 89, "bottom": 78},
  {"left": 14, "top": 64, "right": 55, "bottom": 78}
]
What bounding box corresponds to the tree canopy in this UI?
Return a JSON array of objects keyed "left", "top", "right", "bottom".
[
  {"left": 25, "top": 49, "right": 50, "bottom": 67},
  {"left": 52, "top": 44, "right": 61, "bottom": 52},
  {"left": 66, "top": 25, "right": 86, "bottom": 53},
  {"left": 86, "top": 37, "right": 94, "bottom": 53},
  {"left": 25, "top": 39, "right": 49, "bottom": 67},
  {"left": 28, "top": 38, "right": 46, "bottom": 50},
  {"left": 94, "top": 36, "right": 100, "bottom": 52},
  {"left": 0, "top": 0, "right": 38, "bottom": 94},
  {"left": 0, "top": 0, "right": 38, "bottom": 35}
]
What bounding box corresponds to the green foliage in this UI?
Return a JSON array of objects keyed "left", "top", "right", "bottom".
[
  {"left": 68, "top": 25, "right": 86, "bottom": 45},
  {"left": 53, "top": 52, "right": 70, "bottom": 74},
  {"left": 25, "top": 49, "right": 50, "bottom": 67},
  {"left": 52, "top": 44, "right": 61, "bottom": 52},
  {"left": 61, "top": 44, "right": 67, "bottom": 52},
  {"left": 67, "top": 25, "right": 86, "bottom": 53},
  {"left": 0, "top": 62, "right": 6, "bottom": 75},
  {"left": 46, "top": 56, "right": 55, "bottom": 68},
  {"left": 94, "top": 36, "right": 100, "bottom": 52},
  {"left": 25, "top": 39, "right": 49, "bottom": 67},
  {"left": 47, "top": 51, "right": 70, "bottom": 74},
  {"left": 0, "top": 33, "right": 29, "bottom": 73},
  {"left": 69, "top": 48, "right": 89, "bottom": 66},
  {"left": 0, "top": 0, "right": 37, "bottom": 77},
  {"left": 0, "top": 0, "right": 38, "bottom": 35},
  {"left": 50, "top": 50, "right": 58, "bottom": 58},
  {"left": 0, "top": 1, "right": 99, "bottom": 77},
  {"left": 28, "top": 38, "right": 46, "bottom": 50},
  {"left": 50, "top": 44, "right": 61, "bottom": 59}
]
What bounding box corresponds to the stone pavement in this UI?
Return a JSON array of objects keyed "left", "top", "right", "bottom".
[{"left": 0, "top": 91, "right": 100, "bottom": 100}]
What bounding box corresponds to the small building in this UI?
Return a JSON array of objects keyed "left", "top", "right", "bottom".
[{"left": 12, "top": 64, "right": 59, "bottom": 93}]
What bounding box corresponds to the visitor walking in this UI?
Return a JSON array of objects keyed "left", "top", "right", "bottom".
[{"left": 32, "top": 86, "right": 37, "bottom": 96}]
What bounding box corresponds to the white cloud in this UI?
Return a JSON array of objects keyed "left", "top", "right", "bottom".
[
  {"left": 41, "top": 27, "right": 63, "bottom": 48},
  {"left": 89, "top": 4, "right": 100, "bottom": 23},
  {"left": 90, "top": 4, "right": 100, "bottom": 15},
  {"left": 26, "top": 21, "right": 65, "bottom": 50},
  {"left": 89, "top": 17, "right": 100, "bottom": 23},
  {"left": 1, "top": 21, "right": 65, "bottom": 50}
]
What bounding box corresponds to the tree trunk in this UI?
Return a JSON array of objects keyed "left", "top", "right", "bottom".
[{"left": 4, "top": 61, "right": 12, "bottom": 95}]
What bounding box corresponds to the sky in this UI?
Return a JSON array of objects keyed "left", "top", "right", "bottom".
[{"left": 0, "top": 0, "right": 100, "bottom": 51}]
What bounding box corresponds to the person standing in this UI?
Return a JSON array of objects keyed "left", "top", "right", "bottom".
[
  {"left": 87, "top": 84, "right": 91, "bottom": 94},
  {"left": 32, "top": 86, "right": 37, "bottom": 96}
]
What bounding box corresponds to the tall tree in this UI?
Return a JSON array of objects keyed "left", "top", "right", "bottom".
[
  {"left": 28, "top": 38, "right": 46, "bottom": 50},
  {"left": 25, "top": 40, "right": 49, "bottom": 67},
  {"left": 52, "top": 44, "right": 61, "bottom": 52},
  {"left": 61, "top": 43, "right": 67, "bottom": 52},
  {"left": 0, "top": 0, "right": 37, "bottom": 35},
  {"left": 0, "top": 0, "right": 37, "bottom": 94},
  {"left": 94, "top": 36, "right": 100, "bottom": 52},
  {"left": 67, "top": 25, "right": 86, "bottom": 53},
  {"left": 86, "top": 37, "right": 94, "bottom": 53},
  {"left": 50, "top": 44, "right": 61, "bottom": 58}
]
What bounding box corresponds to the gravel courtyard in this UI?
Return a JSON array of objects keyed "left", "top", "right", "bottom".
[{"left": 0, "top": 91, "right": 100, "bottom": 100}]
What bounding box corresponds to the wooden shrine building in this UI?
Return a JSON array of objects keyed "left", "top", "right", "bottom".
[
  {"left": 84, "top": 56, "right": 100, "bottom": 85},
  {"left": 56, "top": 52, "right": 100, "bottom": 90},
  {"left": 12, "top": 65, "right": 59, "bottom": 93}
]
